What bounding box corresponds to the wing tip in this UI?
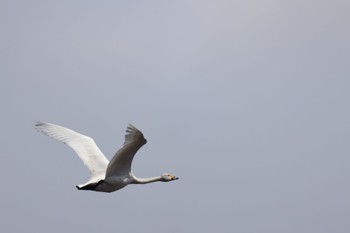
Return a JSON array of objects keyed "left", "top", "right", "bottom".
[
  {"left": 127, "top": 123, "right": 136, "bottom": 130},
  {"left": 34, "top": 121, "right": 44, "bottom": 132},
  {"left": 34, "top": 121, "right": 52, "bottom": 133},
  {"left": 125, "top": 123, "right": 147, "bottom": 145},
  {"left": 35, "top": 121, "right": 50, "bottom": 128}
]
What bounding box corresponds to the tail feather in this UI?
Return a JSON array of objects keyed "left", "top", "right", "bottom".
[{"left": 76, "top": 180, "right": 104, "bottom": 191}]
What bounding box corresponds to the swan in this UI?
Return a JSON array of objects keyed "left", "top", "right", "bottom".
[{"left": 35, "top": 122, "right": 178, "bottom": 193}]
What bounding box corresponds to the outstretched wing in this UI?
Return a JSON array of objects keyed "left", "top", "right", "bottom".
[
  {"left": 35, "top": 122, "right": 109, "bottom": 184},
  {"left": 105, "top": 124, "right": 147, "bottom": 178}
]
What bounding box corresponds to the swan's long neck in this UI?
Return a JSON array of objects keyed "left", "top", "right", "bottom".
[{"left": 131, "top": 175, "right": 163, "bottom": 184}]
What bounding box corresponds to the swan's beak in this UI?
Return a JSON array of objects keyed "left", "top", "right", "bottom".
[{"left": 173, "top": 176, "right": 179, "bottom": 180}]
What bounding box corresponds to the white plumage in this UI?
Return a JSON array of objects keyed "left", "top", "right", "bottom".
[{"left": 35, "top": 122, "right": 178, "bottom": 193}]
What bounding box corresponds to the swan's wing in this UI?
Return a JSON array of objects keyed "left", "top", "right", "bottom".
[
  {"left": 105, "top": 124, "right": 147, "bottom": 178},
  {"left": 35, "top": 122, "right": 109, "bottom": 183}
]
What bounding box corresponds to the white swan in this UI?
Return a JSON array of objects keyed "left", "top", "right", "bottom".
[{"left": 35, "top": 122, "right": 178, "bottom": 193}]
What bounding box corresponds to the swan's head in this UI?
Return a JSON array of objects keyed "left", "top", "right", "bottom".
[{"left": 161, "top": 173, "right": 179, "bottom": 182}]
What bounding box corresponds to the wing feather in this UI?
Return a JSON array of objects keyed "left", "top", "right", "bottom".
[
  {"left": 35, "top": 122, "right": 109, "bottom": 183},
  {"left": 105, "top": 124, "right": 147, "bottom": 177}
]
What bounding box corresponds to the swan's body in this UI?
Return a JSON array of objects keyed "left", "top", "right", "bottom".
[{"left": 35, "top": 122, "right": 178, "bottom": 193}]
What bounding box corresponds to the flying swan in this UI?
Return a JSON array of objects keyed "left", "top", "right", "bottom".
[{"left": 35, "top": 122, "right": 178, "bottom": 193}]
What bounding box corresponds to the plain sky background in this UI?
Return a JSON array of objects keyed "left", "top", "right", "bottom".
[{"left": 1, "top": 0, "right": 349, "bottom": 232}]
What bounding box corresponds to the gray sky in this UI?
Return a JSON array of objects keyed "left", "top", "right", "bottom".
[{"left": 1, "top": 0, "right": 350, "bottom": 232}]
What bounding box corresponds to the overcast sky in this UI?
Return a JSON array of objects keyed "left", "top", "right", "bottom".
[{"left": 1, "top": 0, "right": 350, "bottom": 232}]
